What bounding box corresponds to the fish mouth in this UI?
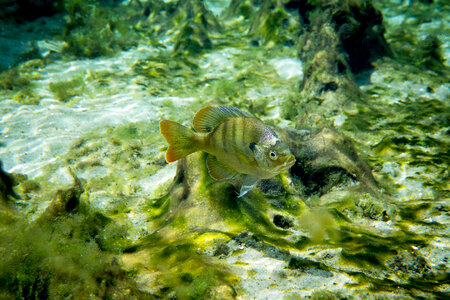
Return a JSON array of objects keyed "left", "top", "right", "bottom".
[
  {"left": 284, "top": 154, "right": 296, "bottom": 168},
  {"left": 275, "top": 154, "right": 296, "bottom": 172}
]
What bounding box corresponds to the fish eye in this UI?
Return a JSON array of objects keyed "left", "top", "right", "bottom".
[{"left": 269, "top": 150, "right": 277, "bottom": 160}]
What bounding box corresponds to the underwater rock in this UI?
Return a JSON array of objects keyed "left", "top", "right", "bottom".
[
  {"left": 257, "top": 178, "right": 284, "bottom": 197},
  {"left": 38, "top": 169, "right": 83, "bottom": 220},
  {"left": 174, "top": 20, "right": 213, "bottom": 55},
  {"left": 0, "top": 161, "right": 19, "bottom": 205},
  {"left": 223, "top": 0, "right": 256, "bottom": 20},
  {"left": 286, "top": 127, "right": 379, "bottom": 197},
  {"left": 290, "top": 0, "right": 391, "bottom": 73},
  {"left": 285, "top": 0, "right": 392, "bottom": 123},
  {"left": 172, "top": 0, "right": 221, "bottom": 55},
  {"left": 248, "top": 0, "right": 298, "bottom": 45},
  {"left": 387, "top": 250, "right": 431, "bottom": 278},
  {"left": 204, "top": 284, "right": 237, "bottom": 300}
]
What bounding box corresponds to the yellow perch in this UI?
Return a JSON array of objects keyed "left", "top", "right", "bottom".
[{"left": 159, "top": 106, "right": 296, "bottom": 197}]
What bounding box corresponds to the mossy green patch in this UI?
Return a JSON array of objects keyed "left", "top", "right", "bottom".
[
  {"left": 0, "top": 202, "right": 146, "bottom": 298},
  {"left": 171, "top": 0, "right": 220, "bottom": 56},
  {"left": 0, "top": 68, "right": 40, "bottom": 105},
  {"left": 249, "top": 2, "right": 298, "bottom": 45},
  {"left": 124, "top": 235, "right": 238, "bottom": 299},
  {"left": 49, "top": 75, "right": 85, "bottom": 102},
  {"left": 62, "top": 0, "right": 140, "bottom": 59}
]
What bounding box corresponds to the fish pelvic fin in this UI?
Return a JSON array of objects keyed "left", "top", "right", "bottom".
[
  {"left": 160, "top": 119, "right": 197, "bottom": 163},
  {"left": 238, "top": 175, "right": 258, "bottom": 198}
]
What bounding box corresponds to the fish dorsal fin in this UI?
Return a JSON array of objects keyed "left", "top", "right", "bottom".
[
  {"left": 206, "top": 154, "right": 239, "bottom": 181},
  {"left": 193, "top": 106, "right": 251, "bottom": 133}
]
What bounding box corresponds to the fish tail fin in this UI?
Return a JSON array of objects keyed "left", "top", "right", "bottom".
[{"left": 160, "top": 119, "right": 198, "bottom": 163}]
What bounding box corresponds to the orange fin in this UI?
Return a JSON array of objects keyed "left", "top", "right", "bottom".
[
  {"left": 160, "top": 119, "right": 197, "bottom": 163},
  {"left": 193, "top": 106, "right": 251, "bottom": 133}
]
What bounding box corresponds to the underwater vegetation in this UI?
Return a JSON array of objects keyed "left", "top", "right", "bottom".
[
  {"left": 0, "top": 165, "right": 151, "bottom": 299},
  {"left": 49, "top": 75, "right": 86, "bottom": 102},
  {"left": 0, "top": 0, "right": 448, "bottom": 299}
]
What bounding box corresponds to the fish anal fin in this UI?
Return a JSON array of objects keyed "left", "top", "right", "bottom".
[
  {"left": 193, "top": 106, "right": 251, "bottom": 133},
  {"left": 206, "top": 155, "right": 239, "bottom": 181}
]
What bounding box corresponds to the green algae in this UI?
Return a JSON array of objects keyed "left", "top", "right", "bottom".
[
  {"left": 249, "top": 0, "right": 299, "bottom": 45},
  {"left": 0, "top": 202, "right": 148, "bottom": 299},
  {"left": 0, "top": 69, "right": 32, "bottom": 91},
  {"left": 62, "top": 0, "right": 140, "bottom": 59},
  {"left": 0, "top": 68, "right": 41, "bottom": 105},
  {"left": 49, "top": 75, "right": 85, "bottom": 102},
  {"left": 132, "top": 54, "right": 200, "bottom": 93},
  {"left": 342, "top": 81, "right": 449, "bottom": 198},
  {"left": 121, "top": 233, "right": 238, "bottom": 299},
  {"left": 64, "top": 120, "right": 166, "bottom": 194},
  {"left": 223, "top": 0, "right": 256, "bottom": 20},
  {"left": 311, "top": 289, "right": 339, "bottom": 300},
  {"left": 171, "top": 0, "right": 221, "bottom": 56}
]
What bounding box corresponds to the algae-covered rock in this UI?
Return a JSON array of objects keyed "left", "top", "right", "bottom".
[
  {"left": 171, "top": 0, "right": 221, "bottom": 55},
  {"left": 390, "top": 30, "right": 448, "bottom": 75},
  {"left": 291, "top": 0, "right": 391, "bottom": 73},
  {"left": 118, "top": 125, "right": 389, "bottom": 297},
  {"left": 283, "top": 0, "right": 392, "bottom": 125},
  {"left": 223, "top": 0, "right": 257, "bottom": 20},
  {"left": 0, "top": 161, "right": 19, "bottom": 205},
  {"left": 62, "top": 0, "right": 140, "bottom": 58},
  {"left": 38, "top": 169, "right": 83, "bottom": 220},
  {"left": 136, "top": 118, "right": 447, "bottom": 298},
  {"left": 248, "top": 0, "right": 299, "bottom": 45},
  {"left": 0, "top": 168, "right": 154, "bottom": 299},
  {"left": 287, "top": 127, "right": 379, "bottom": 196}
]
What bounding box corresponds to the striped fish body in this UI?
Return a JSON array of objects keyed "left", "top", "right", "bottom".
[
  {"left": 202, "top": 117, "right": 274, "bottom": 179},
  {"left": 160, "top": 106, "right": 296, "bottom": 196}
]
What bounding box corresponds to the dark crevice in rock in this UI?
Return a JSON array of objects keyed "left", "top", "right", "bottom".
[
  {"left": 273, "top": 214, "right": 293, "bottom": 229},
  {"left": 0, "top": 161, "right": 20, "bottom": 205}
]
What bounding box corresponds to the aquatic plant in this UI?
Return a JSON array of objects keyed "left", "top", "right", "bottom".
[
  {"left": 0, "top": 68, "right": 40, "bottom": 104},
  {"left": 223, "top": 0, "right": 256, "bottom": 20},
  {"left": 0, "top": 69, "right": 31, "bottom": 91},
  {"left": 48, "top": 75, "right": 85, "bottom": 102},
  {"left": 171, "top": 0, "right": 221, "bottom": 55},
  {"left": 62, "top": 0, "right": 140, "bottom": 58},
  {"left": 248, "top": 0, "right": 299, "bottom": 45},
  {"left": 0, "top": 168, "right": 153, "bottom": 298}
]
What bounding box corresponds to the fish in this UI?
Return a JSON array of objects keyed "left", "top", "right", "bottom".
[{"left": 159, "top": 106, "right": 296, "bottom": 197}]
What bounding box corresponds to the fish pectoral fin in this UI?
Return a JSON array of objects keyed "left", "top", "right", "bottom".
[
  {"left": 238, "top": 175, "right": 258, "bottom": 198},
  {"left": 193, "top": 106, "right": 251, "bottom": 133},
  {"left": 206, "top": 155, "right": 239, "bottom": 181}
]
